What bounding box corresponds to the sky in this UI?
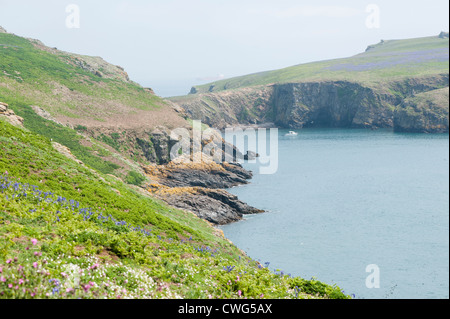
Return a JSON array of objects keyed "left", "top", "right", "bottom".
[{"left": 0, "top": 0, "right": 449, "bottom": 97}]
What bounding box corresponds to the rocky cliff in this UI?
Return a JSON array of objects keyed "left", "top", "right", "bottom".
[
  {"left": 172, "top": 74, "right": 449, "bottom": 133},
  {"left": 272, "top": 74, "right": 449, "bottom": 131},
  {"left": 271, "top": 80, "right": 393, "bottom": 129}
]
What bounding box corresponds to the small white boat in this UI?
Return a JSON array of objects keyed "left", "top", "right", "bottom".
[{"left": 285, "top": 131, "right": 298, "bottom": 137}]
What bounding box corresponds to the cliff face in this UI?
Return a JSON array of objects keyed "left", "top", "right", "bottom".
[
  {"left": 272, "top": 74, "right": 449, "bottom": 130},
  {"left": 272, "top": 81, "right": 394, "bottom": 129},
  {"left": 172, "top": 74, "right": 449, "bottom": 133}
]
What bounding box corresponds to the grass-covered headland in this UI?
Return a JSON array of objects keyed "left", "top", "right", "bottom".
[{"left": 0, "top": 119, "right": 350, "bottom": 299}]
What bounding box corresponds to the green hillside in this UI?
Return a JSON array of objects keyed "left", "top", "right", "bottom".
[
  {"left": 0, "top": 118, "right": 349, "bottom": 299},
  {"left": 0, "top": 31, "right": 181, "bottom": 123},
  {"left": 191, "top": 35, "right": 449, "bottom": 94},
  {"left": 1, "top": 29, "right": 188, "bottom": 180}
]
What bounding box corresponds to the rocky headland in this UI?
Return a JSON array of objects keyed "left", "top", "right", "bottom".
[
  {"left": 143, "top": 160, "right": 263, "bottom": 225},
  {"left": 170, "top": 34, "right": 449, "bottom": 134},
  {"left": 170, "top": 74, "right": 449, "bottom": 133}
]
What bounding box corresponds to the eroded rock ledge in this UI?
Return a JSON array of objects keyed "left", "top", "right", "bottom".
[{"left": 144, "top": 161, "right": 264, "bottom": 225}]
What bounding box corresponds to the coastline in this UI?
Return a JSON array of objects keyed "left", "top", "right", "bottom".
[
  {"left": 221, "top": 122, "right": 277, "bottom": 130},
  {"left": 143, "top": 160, "right": 264, "bottom": 225}
]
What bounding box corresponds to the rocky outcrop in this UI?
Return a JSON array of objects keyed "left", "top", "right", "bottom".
[
  {"left": 439, "top": 31, "right": 449, "bottom": 39},
  {"left": 0, "top": 102, "right": 24, "bottom": 127},
  {"left": 52, "top": 142, "right": 84, "bottom": 165},
  {"left": 0, "top": 102, "right": 8, "bottom": 113},
  {"left": 69, "top": 56, "right": 132, "bottom": 83},
  {"left": 144, "top": 87, "right": 155, "bottom": 94},
  {"left": 86, "top": 123, "right": 243, "bottom": 167},
  {"left": 30, "top": 105, "right": 63, "bottom": 126},
  {"left": 154, "top": 187, "right": 263, "bottom": 225},
  {"left": 144, "top": 161, "right": 263, "bottom": 225},
  {"left": 149, "top": 127, "right": 177, "bottom": 164},
  {"left": 85, "top": 126, "right": 178, "bottom": 165},
  {"left": 394, "top": 87, "right": 449, "bottom": 133},
  {"left": 9, "top": 26, "right": 133, "bottom": 85}
]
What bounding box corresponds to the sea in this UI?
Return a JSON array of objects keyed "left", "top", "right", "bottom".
[{"left": 220, "top": 128, "right": 449, "bottom": 299}]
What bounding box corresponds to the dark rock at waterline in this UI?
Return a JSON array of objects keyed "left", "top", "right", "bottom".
[
  {"left": 157, "top": 162, "right": 253, "bottom": 189},
  {"left": 144, "top": 161, "right": 262, "bottom": 225},
  {"left": 160, "top": 187, "right": 264, "bottom": 225}
]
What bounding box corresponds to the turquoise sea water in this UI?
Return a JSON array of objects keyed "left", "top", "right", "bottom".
[{"left": 220, "top": 128, "right": 449, "bottom": 299}]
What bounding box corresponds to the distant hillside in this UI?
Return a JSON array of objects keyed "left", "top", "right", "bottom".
[
  {"left": 171, "top": 34, "right": 449, "bottom": 133},
  {"left": 191, "top": 35, "right": 449, "bottom": 93}
]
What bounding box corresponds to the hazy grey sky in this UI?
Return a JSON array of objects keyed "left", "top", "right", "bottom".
[{"left": 0, "top": 0, "right": 449, "bottom": 96}]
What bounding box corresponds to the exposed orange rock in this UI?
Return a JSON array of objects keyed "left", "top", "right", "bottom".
[{"left": 0, "top": 101, "right": 24, "bottom": 127}]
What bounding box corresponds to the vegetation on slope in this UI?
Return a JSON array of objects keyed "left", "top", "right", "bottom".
[
  {"left": 0, "top": 32, "right": 164, "bottom": 116},
  {"left": 0, "top": 119, "right": 350, "bottom": 299},
  {"left": 191, "top": 35, "right": 449, "bottom": 94},
  {"left": 394, "top": 87, "right": 450, "bottom": 133}
]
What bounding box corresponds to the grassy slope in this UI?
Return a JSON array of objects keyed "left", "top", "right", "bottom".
[
  {"left": 404, "top": 86, "right": 449, "bottom": 108},
  {"left": 394, "top": 87, "right": 449, "bottom": 132},
  {"left": 0, "top": 32, "right": 164, "bottom": 117},
  {"left": 0, "top": 115, "right": 349, "bottom": 299},
  {"left": 192, "top": 35, "right": 449, "bottom": 93},
  {"left": 8, "top": 101, "right": 120, "bottom": 175}
]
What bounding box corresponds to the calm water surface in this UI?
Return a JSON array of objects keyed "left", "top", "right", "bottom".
[{"left": 220, "top": 128, "right": 449, "bottom": 299}]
